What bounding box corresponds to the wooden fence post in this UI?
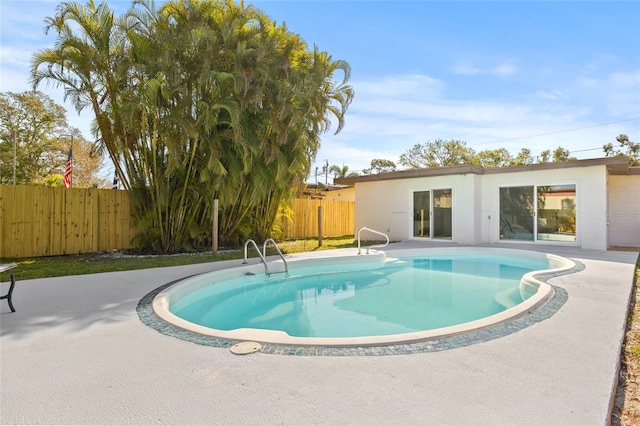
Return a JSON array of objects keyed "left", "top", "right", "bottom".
[
  {"left": 317, "top": 205, "right": 323, "bottom": 247},
  {"left": 212, "top": 198, "right": 219, "bottom": 255}
]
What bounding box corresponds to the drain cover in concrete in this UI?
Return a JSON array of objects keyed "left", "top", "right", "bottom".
[{"left": 230, "top": 341, "right": 262, "bottom": 355}]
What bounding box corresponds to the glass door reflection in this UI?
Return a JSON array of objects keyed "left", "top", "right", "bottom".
[
  {"left": 413, "top": 191, "right": 430, "bottom": 238},
  {"left": 537, "top": 184, "right": 576, "bottom": 242},
  {"left": 499, "top": 186, "right": 534, "bottom": 241},
  {"left": 433, "top": 189, "right": 452, "bottom": 239}
]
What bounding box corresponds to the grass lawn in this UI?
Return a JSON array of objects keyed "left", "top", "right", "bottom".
[
  {"left": 0, "top": 236, "right": 371, "bottom": 280},
  {"left": 614, "top": 250, "right": 640, "bottom": 425}
]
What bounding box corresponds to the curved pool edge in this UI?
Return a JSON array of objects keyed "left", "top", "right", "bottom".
[{"left": 139, "top": 247, "right": 582, "bottom": 354}]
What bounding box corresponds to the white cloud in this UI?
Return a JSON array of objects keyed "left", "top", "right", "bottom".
[
  {"left": 579, "top": 77, "right": 598, "bottom": 88},
  {"left": 312, "top": 139, "right": 399, "bottom": 177},
  {"left": 309, "top": 71, "right": 640, "bottom": 178},
  {"left": 609, "top": 71, "right": 640, "bottom": 89},
  {"left": 354, "top": 74, "right": 445, "bottom": 99},
  {"left": 0, "top": 47, "right": 33, "bottom": 68},
  {"left": 535, "top": 90, "right": 568, "bottom": 101},
  {"left": 493, "top": 61, "right": 519, "bottom": 76},
  {"left": 451, "top": 63, "right": 483, "bottom": 75},
  {"left": 451, "top": 60, "right": 519, "bottom": 77}
]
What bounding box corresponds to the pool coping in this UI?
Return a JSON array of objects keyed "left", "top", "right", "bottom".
[
  {"left": 3, "top": 244, "right": 636, "bottom": 425},
  {"left": 136, "top": 251, "right": 584, "bottom": 356}
]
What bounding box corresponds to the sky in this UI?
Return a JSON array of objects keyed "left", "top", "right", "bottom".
[{"left": 1, "top": 0, "right": 639, "bottom": 183}]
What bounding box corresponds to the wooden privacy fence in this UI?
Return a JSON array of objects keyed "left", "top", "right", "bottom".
[
  {"left": 0, "top": 185, "right": 136, "bottom": 258},
  {"left": 0, "top": 185, "right": 355, "bottom": 258},
  {"left": 276, "top": 198, "right": 355, "bottom": 240}
]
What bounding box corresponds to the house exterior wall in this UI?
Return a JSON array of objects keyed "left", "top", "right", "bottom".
[
  {"left": 478, "top": 165, "right": 608, "bottom": 249},
  {"left": 354, "top": 174, "right": 477, "bottom": 243},
  {"left": 353, "top": 164, "right": 613, "bottom": 249},
  {"left": 474, "top": 175, "right": 485, "bottom": 243},
  {"left": 325, "top": 187, "right": 355, "bottom": 202},
  {"left": 608, "top": 174, "right": 640, "bottom": 247}
]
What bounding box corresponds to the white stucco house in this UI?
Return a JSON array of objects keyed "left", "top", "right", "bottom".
[{"left": 336, "top": 157, "right": 640, "bottom": 250}]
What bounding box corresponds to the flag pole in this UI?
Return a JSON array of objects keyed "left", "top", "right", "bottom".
[
  {"left": 70, "top": 137, "right": 73, "bottom": 187},
  {"left": 12, "top": 130, "right": 17, "bottom": 185},
  {"left": 64, "top": 136, "right": 73, "bottom": 188}
]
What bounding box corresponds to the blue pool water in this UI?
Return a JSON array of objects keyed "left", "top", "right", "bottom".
[{"left": 170, "top": 254, "right": 550, "bottom": 338}]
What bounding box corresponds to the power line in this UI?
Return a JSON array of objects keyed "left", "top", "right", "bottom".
[
  {"left": 473, "top": 117, "right": 640, "bottom": 146},
  {"left": 570, "top": 147, "right": 603, "bottom": 153}
]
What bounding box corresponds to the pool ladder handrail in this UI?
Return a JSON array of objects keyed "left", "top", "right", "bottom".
[
  {"left": 357, "top": 226, "right": 390, "bottom": 255},
  {"left": 242, "top": 238, "right": 288, "bottom": 275},
  {"left": 243, "top": 239, "right": 269, "bottom": 275},
  {"left": 263, "top": 238, "right": 288, "bottom": 274}
]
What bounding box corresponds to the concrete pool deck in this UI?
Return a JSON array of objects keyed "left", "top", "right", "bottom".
[{"left": 1, "top": 242, "right": 638, "bottom": 425}]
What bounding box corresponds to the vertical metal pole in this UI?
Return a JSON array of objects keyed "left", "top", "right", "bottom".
[
  {"left": 212, "top": 198, "right": 219, "bottom": 255},
  {"left": 324, "top": 160, "right": 328, "bottom": 186},
  {"left": 12, "top": 130, "right": 16, "bottom": 185},
  {"left": 303, "top": 198, "right": 307, "bottom": 251},
  {"left": 70, "top": 137, "right": 73, "bottom": 187},
  {"left": 317, "top": 205, "right": 323, "bottom": 247}
]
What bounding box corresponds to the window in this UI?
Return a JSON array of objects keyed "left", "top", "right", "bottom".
[
  {"left": 500, "top": 184, "right": 576, "bottom": 242},
  {"left": 499, "top": 186, "right": 534, "bottom": 241},
  {"left": 537, "top": 184, "right": 576, "bottom": 242}
]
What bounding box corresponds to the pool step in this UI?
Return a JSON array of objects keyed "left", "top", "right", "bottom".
[{"left": 494, "top": 287, "right": 523, "bottom": 309}]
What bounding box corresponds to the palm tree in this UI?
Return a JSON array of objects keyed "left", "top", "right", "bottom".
[
  {"left": 329, "top": 164, "right": 351, "bottom": 181},
  {"left": 32, "top": 0, "right": 129, "bottom": 187},
  {"left": 32, "top": 0, "right": 354, "bottom": 251}
]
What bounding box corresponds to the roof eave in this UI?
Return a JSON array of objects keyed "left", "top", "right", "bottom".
[{"left": 335, "top": 156, "right": 633, "bottom": 183}]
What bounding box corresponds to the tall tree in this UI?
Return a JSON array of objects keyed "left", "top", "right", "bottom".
[
  {"left": 472, "top": 148, "right": 513, "bottom": 168},
  {"left": 53, "top": 129, "right": 105, "bottom": 188},
  {"left": 552, "top": 146, "right": 570, "bottom": 162},
  {"left": 329, "top": 164, "right": 358, "bottom": 180},
  {"left": 398, "top": 139, "right": 475, "bottom": 169},
  {"left": 0, "top": 91, "right": 104, "bottom": 186},
  {"left": 32, "top": 0, "right": 353, "bottom": 251},
  {"left": 538, "top": 146, "right": 575, "bottom": 163},
  {"left": 0, "top": 91, "right": 66, "bottom": 184},
  {"left": 604, "top": 134, "right": 639, "bottom": 166},
  {"left": 511, "top": 148, "right": 535, "bottom": 166},
  {"left": 362, "top": 158, "right": 396, "bottom": 174}
]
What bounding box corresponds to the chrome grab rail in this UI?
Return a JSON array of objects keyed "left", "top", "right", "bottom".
[
  {"left": 243, "top": 238, "right": 288, "bottom": 275},
  {"left": 243, "top": 239, "right": 269, "bottom": 275},
  {"left": 263, "top": 238, "right": 288, "bottom": 274},
  {"left": 357, "top": 226, "right": 390, "bottom": 255}
]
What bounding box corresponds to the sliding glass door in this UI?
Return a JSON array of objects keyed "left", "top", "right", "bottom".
[
  {"left": 499, "top": 186, "right": 534, "bottom": 241},
  {"left": 536, "top": 184, "right": 576, "bottom": 242},
  {"left": 413, "top": 191, "right": 430, "bottom": 237},
  {"left": 500, "top": 184, "right": 576, "bottom": 242},
  {"left": 413, "top": 189, "right": 452, "bottom": 239},
  {"left": 433, "top": 189, "right": 452, "bottom": 239}
]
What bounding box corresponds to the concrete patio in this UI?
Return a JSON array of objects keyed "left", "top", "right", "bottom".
[{"left": 1, "top": 242, "right": 637, "bottom": 425}]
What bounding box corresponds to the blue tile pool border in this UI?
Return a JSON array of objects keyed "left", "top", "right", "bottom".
[{"left": 136, "top": 260, "right": 583, "bottom": 356}]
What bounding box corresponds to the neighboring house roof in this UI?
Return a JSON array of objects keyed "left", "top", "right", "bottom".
[
  {"left": 303, "top": 182, "right": 353, "bottom": 191},
  {"left": 335, "top": 156, "right": 635, "bottom": 184},
  {"left": 299, "top": 182, "right": 354, "bottom": 199}
]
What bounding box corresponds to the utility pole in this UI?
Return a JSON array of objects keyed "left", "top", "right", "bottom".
[{"left": 323, "top": 159, "right": 328, "bottom": 186}]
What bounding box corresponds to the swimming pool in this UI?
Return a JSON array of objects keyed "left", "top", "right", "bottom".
[{"left": 152, "top": 247, "right": 575, "bottom": 347}]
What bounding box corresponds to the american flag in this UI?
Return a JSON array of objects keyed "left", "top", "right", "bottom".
[
  {"left": 63, "top": 146, "right": 73, "bottom": 188},
  {"left": 112, "top": 169, "right": 119, "bottom": 190}
]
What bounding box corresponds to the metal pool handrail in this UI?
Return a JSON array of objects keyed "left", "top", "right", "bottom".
[
  {"left": 242, "top": 239, "right": 269, "bottom": 275},
  {"left": 263, "top": 238, "right": 288, "bottom": 274},
  {"left": 357, "top": 227, "right": 390, "bottom": 255}
]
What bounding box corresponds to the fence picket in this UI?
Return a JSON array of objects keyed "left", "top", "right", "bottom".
[{"left": 0, "top": 184, "right": 355, "bottom": 258}]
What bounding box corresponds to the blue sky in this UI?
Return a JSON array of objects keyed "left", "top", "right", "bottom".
[{"left": 2, "top": 1, "right": 639, "bottom": 181}]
